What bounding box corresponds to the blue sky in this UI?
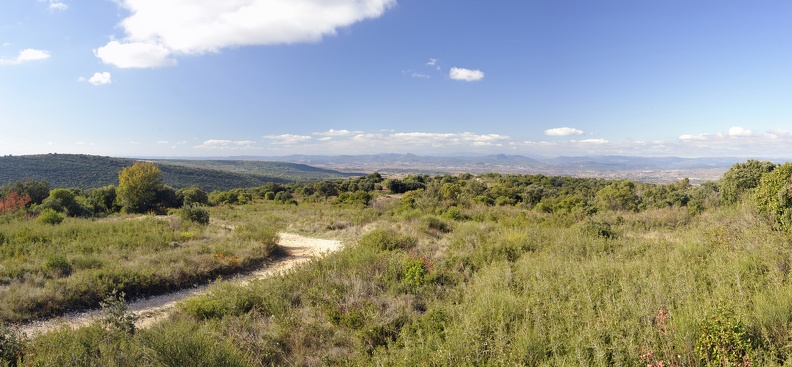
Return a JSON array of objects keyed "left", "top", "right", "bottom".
[{"left": 2, "top": 0, "right": 792, "bottom": 158}]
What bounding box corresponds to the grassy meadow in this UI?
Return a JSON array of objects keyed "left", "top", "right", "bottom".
[{"left": 3, "top": 161, "right": 792, "bottom": 366}]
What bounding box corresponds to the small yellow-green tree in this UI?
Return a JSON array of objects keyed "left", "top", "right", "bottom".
[{"left": 116, "top": 162, "right": 163, "bottom": 213}]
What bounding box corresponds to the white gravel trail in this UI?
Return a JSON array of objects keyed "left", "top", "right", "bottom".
[{"left": 20, "top": 232, "right": 342, "bottom": 336}]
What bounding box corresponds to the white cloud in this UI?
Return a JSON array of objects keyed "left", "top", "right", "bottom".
[
  {"left": 263, "top": 134, "right": 312, "bottom": 145},
  {"left": 728, "top": 126, "right": 753, "bottom": 137},
  {"left": 2, "top": 43, "right": 12, "bottom": 47},
  {"left": 449, "top": 67, "right": 484, "bottom": 82},
  {"left": 675, "top": 127, "right": 792, "bottom": 157},
  {"left": 575, "top": 138, "right": 608, "bottom": 144},
  {"left": 313, "top": 129, "right": 359, "bottom": 137},
  {"left": 768, "top": 129, "right": 792, "bottom": 138},
  {"left": 678, "top": 133, "right": 710, "bottom": 141},
  {"left": 195, "top": 139, "right": 256, "bottom": 149},
  {"left": 97, "top": 0, "right": 396, "bottom": 68},
  {"left": 95, "top": 41, "right": 176, "bottom": 68},
  {"left": 82, "top": 72, "right": 112, "bottom": 86},
  {"left": 426, "top": 58, "right": 441, "bottom": 70},
  {"left": 0, "top": 48, "right": 50, "bottom": 65},
  {"left": 389, "top": 132, "right": 509, "bottom": 146},
  {"left": 410, "top": 71, "right": 430, "bottom": 79},
  {"left": 544, "top": 127, "right": 584, "bottom": 136},
  {"left": 157, "top": 140, "right": 169, "bottom": 144},
  {"left": 48, "top": 1, "right": 68, "bottom": 11}
]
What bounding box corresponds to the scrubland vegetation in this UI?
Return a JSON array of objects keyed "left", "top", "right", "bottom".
[{"left": 2, "top": 159, "right": 792, "bottom": 366}]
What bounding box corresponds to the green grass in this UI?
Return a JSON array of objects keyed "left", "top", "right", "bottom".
[
  {"left": 11, "top": 194, "right": 792, "bottom": 366},
  {"left": 0, "top": 208, "right": 278, "bottom": 323}
]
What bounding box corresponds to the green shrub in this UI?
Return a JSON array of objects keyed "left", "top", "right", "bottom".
[
  {"left": 142, "top": 319, "right": 249, "bottom": 367},
  {"left": 0, "top": 322, "right": 26, "bottom": 367},
  {"left": 424, "top": 216, "right": 451, "bottom": 233},
  {"left": 100, "top": 290, "right": 138, "bottom": 335},
  {"left": 233, "top": 223, "right": 277, "bottom": 245},
  {"left": 179, "top": 204, "right": 210, "bottom": 225},
  {"left": 581, "top": 219, "right": 618, "bottom": 239},
  {"left": 402, "top": 259, "right": 429, "bottom": 292},
  {"left": 180, "top": 283, "right": 260, "bottom": 320},
  {"left": 754, "top": 162, "right": 792, "bottom": 230},
  {"left": 36, "top": 208, "right": 64, "bottom": 225},
  {"left": 695, "top": 306, "right": 753, "bottom": 366},
  {"left": 358, "top": 229, "right": 416, "bottom": 251},
  {"left": 43, "top": 254, "right": 72, "bottom": 277}
]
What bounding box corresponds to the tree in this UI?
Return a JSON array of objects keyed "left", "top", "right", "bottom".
[
  {"left": 40, "top": 188, "right": 83, "bottom": 216},
  {"left": 178, "top": 186, "right": 209, "bottom": 206},
  {"left": 720, "top": 160, "right": 776, "bottom": 205},
  {"left": 754, "top": 162, "right": 792, "bottom": 230},
  {"left": 2, "top": 179, "right": 49, "bottom": 205},
  {"left": 596, "top": 180, "right": 641, "bottom": 212},
  {"left": 116, "top": 162, "right": 164, "bottom": 213}
]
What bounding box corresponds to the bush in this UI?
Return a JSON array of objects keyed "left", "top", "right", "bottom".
[
  {"left": 0, "top": 322, "right": 26, "bottom": 367},
  {"left": 402, "top": 258, "right": 429, "bottom": 293},
  {"left": 37, "top": 208, "right": 64, "bottom": 225},
  {"left": 695, "top": 306, "right": 752, "bottom": 366},
  {"left": 754, "top": 162, "right": 792, "bottom": 230},
  {"left": 358, "top": 229, "right": 416, "bottom": 251},
  {"left": 99, "top": 290, "right": 138, "bottom": 335},
  {"left": 178, "top": 186, "right": 209, "bottom": 206},
  {"left": 581, "top": 219, "right": 618, "bottom": 239},
  {"left": 141, "top": 319, "right": 249, "bottom": 367},
  {"left": 179, "top": 204, "right": 210, "bottom": 225},
  {"left": 424, "top": 216, "right": 452, "bottom": 233},
  {"left": 43, "top": 254, "right": 72, "bottom": 277}
]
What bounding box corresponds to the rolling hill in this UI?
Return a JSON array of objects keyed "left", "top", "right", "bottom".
[{"left": 0, "top": 154, "right": 357, "bottom": 191}]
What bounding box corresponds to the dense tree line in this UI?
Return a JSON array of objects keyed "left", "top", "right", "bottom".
[{"left": 2, "top": 159, "right": 792, "bottom": 232}]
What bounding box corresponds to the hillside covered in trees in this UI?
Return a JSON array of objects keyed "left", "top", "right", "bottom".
[
  {"left": 1, "top": 159, "right": 792, "bottom": 365},
  {"left": 0, "top": 154, "right": 355, "bottom": 191}
]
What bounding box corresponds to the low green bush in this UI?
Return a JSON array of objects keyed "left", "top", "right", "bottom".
[
  {"left": 358, "top": 228, "right": 416, "bottom": 251},
  {"left": 36, "top": 209, "right": 64, "bottom": 225},
  {"left": 179, "top": 204, "right": 210, "bottom": 225}
]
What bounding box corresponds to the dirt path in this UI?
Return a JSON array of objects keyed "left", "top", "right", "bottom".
[{"left": 21, "top": 232, "right": 342, "bottom": 336}]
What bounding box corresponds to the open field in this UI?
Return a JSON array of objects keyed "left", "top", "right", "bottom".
[
  {"left": 20, "top": 232, "right": 342, "bottom": 335},
  {"left": 3, "top": 161, "right": 792, "bottom": 366}
]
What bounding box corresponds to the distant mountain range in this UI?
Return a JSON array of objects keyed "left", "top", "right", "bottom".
[
  {"left": 191, "top": 153, "right": 755, "bottom": 183},
  {"left": 0, "top": 154, "right": 356, "bottom": 190},
  {"left": 2, "top": 153, "right": 780, "bottom": 189}
]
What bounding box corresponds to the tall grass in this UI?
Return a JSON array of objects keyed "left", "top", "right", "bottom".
[
  {"left": 0, "top": 209, "right": 278, "bottom": 323},
  {"left": 14, "top": 199, "right": 792, "bottom": 366}
]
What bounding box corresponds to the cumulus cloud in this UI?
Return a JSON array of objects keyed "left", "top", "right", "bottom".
[
  {"left": 544, "top": 127, "right": 584, "bottom": 136},
  {"left": 676, "top": 126, "right": 792, "bottom": 157},
  {"left": 728, "top": 126, "right": 753, "bottom": 137},
  {"left": 768, "top": 129, "right": 792, "bottom": 138},
  {"left": 195, "top": 140, "right": 256, "bottom": 149},
  {"left": 449, "top": 67, "right": 484, "bottom": 82},
  {"left": 80, "top": 72, "right": 112, "bottom": 86},
  {"left": 96, "top": 0, "right": 396, "bottom": 68},
  {"left": 0, "top": 49, "right": 50, "bottom": 65},
  {"left": 263, "top": 134, "right": 312, "bottom": 145},
  {"left": 95, "top": 41, "right": 176, "bottom": 69}
]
